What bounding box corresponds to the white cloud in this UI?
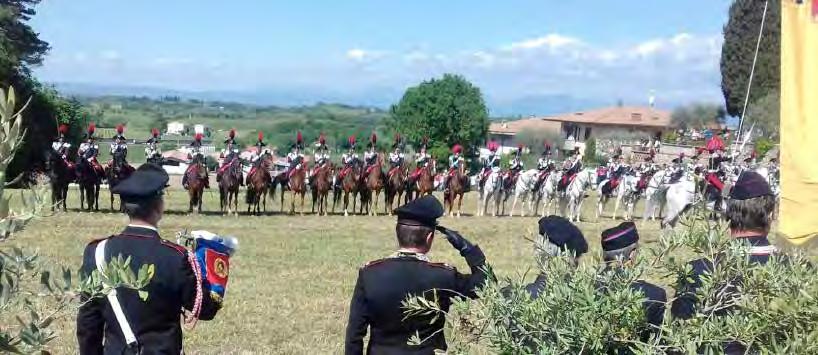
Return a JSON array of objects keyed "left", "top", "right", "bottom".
[
  {"left": 633, "top": 39, "right": 665, "bottom": 56},
  {"left": 506, "top": 33, "right": 582, "bottom": 51},
  {"left": 345, "top": 48, "right": 388, "bottom": 63},
  {"left": 100, "top": 50, "right": 121, "bottom": 61}
]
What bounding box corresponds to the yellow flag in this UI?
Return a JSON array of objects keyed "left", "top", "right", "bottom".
[{"left": 780, "top": 0, "right": 818, "bottom": 245}]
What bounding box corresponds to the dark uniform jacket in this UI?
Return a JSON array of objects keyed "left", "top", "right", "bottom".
[
  {"left": 344, "top": 246, "right": 487, "bottom": 355},
  {"left": 76, "top": 226, "right": 221, "bottom": 355},
  {"left": 671, "top": 235, "right": 776, "bottom": 354}
]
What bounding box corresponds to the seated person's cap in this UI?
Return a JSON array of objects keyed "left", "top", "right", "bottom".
[
  {"left": 601, "top": 221, "right": 639, "bottom": 251},
  {"left": 394, "top": 195, "right": 444, "bottom": 227},
  {"left": 538, "top": 215, "right": 588, "bottom": 256},
  {"left": 111, "top": 163, "right": 169, "bottom": 199},
  {"left": 730, "top": 171, "right": 773, "bottom": 200}
]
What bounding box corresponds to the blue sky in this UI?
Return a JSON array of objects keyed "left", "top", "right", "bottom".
[{"left": 31, "top": 0, "right": 733, "bottom": 112}]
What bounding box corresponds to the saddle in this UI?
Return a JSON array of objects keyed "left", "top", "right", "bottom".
[
  {"left": 387, "top": 166, "right": 401, "bottom": 178},
  {"left": 365, "top": 164, "right": 379, "bottom": 176},
  {"left": 338, "top": 166, "right": 353, "bottom": 179},
  {"left": 637, "top": 175, "right": 650, "bottom": 191},
  {"left": 601, "top": 178, "right": 620, "bottom": 196},
  {"left": 559, "top": 172, "right": 576, "bottom": 191},
  {"left": 410, "top": 167, "right": 425, "bottom": 180}
]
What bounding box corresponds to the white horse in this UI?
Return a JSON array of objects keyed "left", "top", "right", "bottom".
[
  {"left": 510, "top": 169, "right": 540, "bottom": 217},
  {"left": 642, "top": 169, "right": 668, "bottom": 222},
  {"left": 662, "top": 170, "right": 697, "bottom": 228},
  {"left": 535, "top": 170, "right": 562, "bottom": 217},
  {"left": 562, "top": 168, "right": 595, "bottom": 223},
  {"left": 596, "top": 174, "right": 639, "bottom": 220},
  {"left": 477, "top": 170, "right": 503, "bottom": 217}
]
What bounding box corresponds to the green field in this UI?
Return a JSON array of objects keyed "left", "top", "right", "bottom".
[
  {"left": 8, "top": 187, "right": 812, "bottom": 354},
  {"left": 81, "top": 97, "right": 390, "bottom": 151}
]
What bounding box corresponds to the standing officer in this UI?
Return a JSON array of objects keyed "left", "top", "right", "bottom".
[
  {"left": 345, "top": 195, "right": 488, "bottom": 355},
  {"left": 599, "top": 222, "right": 666, "bottom": 340},
  {"left": 77, "top": 164, "right": 225, "bottom": 354}
]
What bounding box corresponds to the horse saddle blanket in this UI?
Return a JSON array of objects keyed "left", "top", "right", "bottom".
[
  {"left": 705, "top": 172, "right": 724, "bottom": 191},
  {"left": 602, "top": 178, "right": 619, "bottom": 195},
  {"left": 387, "top": 167, "right": 400, "bottom": 177}
]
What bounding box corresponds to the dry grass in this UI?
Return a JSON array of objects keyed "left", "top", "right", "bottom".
[{"left": 7, "top": 187, "right": 811, "bottom": 354}]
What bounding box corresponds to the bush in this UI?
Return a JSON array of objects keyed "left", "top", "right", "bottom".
[
  {"left": 406, "top": 205, "right": 818, "bottom": 354},
  {"left": 754, "top": 137, "right": 776, "bottom": 157}
]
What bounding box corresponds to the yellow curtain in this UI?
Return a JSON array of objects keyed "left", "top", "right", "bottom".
[{"left": 780, "top": 0, "right": 818, "bottom": 245}]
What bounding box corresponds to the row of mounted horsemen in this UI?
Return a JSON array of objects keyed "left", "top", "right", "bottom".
[{"left": 45, "top": 124, "right": 779, "bottom": 224}]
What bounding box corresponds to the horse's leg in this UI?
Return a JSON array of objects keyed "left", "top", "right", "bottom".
[
  {"left": 343, "top": 191, "right": 349, "bottom": 217},
  {"left": 613, "top": 194, "right": 621, "bottom": 220},
  {"left": 299, "top": 191, "right": 305, "bottom": 216},
  {"left": 456, "top": 193, "right": 463, "bottom": 218}
]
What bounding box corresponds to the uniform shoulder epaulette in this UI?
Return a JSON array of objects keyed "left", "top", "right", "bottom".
[
  {"left": 159, "top": 239, "right": 188, "bottom": 255},
  {"left": 87, "top": 235, "right": 115, "bottom": 245},
  {"left": 362, "top": 259, "right": 387, "bottom": 269},
  {"left": 427, "top": 262, "right": 455, "bottom": 270}
]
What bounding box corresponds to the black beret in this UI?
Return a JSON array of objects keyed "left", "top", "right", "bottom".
[
  {"left": 730, "top": 171, "right": 773, "bottom": 200},
  {"left": 111, "top": 163, "right": 169, "bottom": 200},
  {"left": 394, "top": 195, "right": 444, "bottom": 227},
  {"left": 538, "top": 215, "right": 588, "bottom": 256},
  {"left": 601, "top": 221, "right": 639, "bottom": 251}
]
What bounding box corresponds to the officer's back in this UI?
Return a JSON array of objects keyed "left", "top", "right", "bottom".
[{"left": 76, "top": 164, "right": 222, "bottom": 355}]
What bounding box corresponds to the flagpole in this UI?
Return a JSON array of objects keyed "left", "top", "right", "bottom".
[{"left": 733, "top": 0, "right": 769, "bottom": 162}]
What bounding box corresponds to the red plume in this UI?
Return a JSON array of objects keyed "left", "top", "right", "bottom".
[
  {"left": 518, "top": 144, "right": 524, "bottom": 150},
  {"left": 422, "top": 136, "right": 429, "bottom": 145},
  {"left": 751, "top": 150, "right": 757, "bottom": 158},
  {"left": 116, "top": 124, "right": 124, "bottom": 134},
  {"left": 151, "top": 128, "right": 160, "bottom": 137},
  {"left": 58, "top": 124, "right": 68, "bottom": 134},
  {"left": 296, "top": 131, "right": 303, "bottom": 144},
  {"left": 229, "top": 128, "right": 236, "bottom": 139},
  {"left": 394, "top": 133, "right": 401, "bottom": 143},
  {"left": 319, "top": 133, "right": 326, "bottom": 144},
  {"left": 195, "top": 133, "right": 203, "bottom": 141},
  {"left": 258, "top": 131, "right": 264, "bottom": 141},
  {"left": 543, "top": 141, "right": 551, "bottom": 149},
  {"left": 348, "top": 135, "right": 356, "bottom": 146},
  {"left": 370, "top": 132, "right": 377, "bottom": 144},
  {"left": 88, "top": 123, "right": 96, "bottom": 134},
  {"left": 452, "top": 144, "right": 462, "bottom": 154}
]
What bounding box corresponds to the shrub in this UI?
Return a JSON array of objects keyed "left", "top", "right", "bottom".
[{"left": 405, "top": 205, "right": 818, "bottom": 354}]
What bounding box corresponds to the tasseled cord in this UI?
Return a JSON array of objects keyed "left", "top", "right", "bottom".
[{"left": 184, "top": 249, "right": 204, "bottom": 329}]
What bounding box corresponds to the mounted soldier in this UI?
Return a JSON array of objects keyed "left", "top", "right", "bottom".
[
  {"left": 110, "top": 124, "right": 129, "bottom": 164},
  {"left": 217, "top": 129, "right": 240, "bottom": 183},
  {"left": 312, "top": 133, "right": 331, "bottom": 177},
  {"left": 183, "top": 133, "right": 208, "bottom": 189},
  {"left": 387, "top": 134, "right": 405, "bottom": 178},
  {"left": 338, "top": 135, "right": 359, "bottom": 183},
  {"left": 363, "top": 133, "right": 379, "bottom": 176},
  {"left": 480, "top": 141, "right": 501, "bottom": 187},
  {"left": 247, "top": 131, "right": 269, "bottom": 179},
  {"left": 145, "top": 128, "right": 163, "bottom": 164},
  {"left": 52, "top": 124, "right": 72, "bottom": 162},
  {"left": 286, "top": 131, "right": 306, "bottom": 180},
  {"left": 506, "top": 145, "right": 524, "bottom": 185},
  {"left": 77, "top": 123, "right": 104, "bottom": 175},
  {"left": 668, "top": 152, "right": 686, "bottom": 183},
  {"left": 409, "top": 138, "right": 432, "bottom": 185},
  {"left": 443, "top": 144, "right": 464, "bottom": 192},
  {"left": 558, "top": 147, "right": 582, "bottom": 192}
]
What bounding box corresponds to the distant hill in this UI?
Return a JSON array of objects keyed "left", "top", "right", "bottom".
[
  {"left": 77, "top": 95, "right": 390, "bottom": 151},
  {"left": 53, "top": 82, "right": 619, "bottom": 117}
]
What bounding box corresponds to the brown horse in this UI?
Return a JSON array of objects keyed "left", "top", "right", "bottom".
[
  {"left": 385, "top": 161, "right": 406, "bottom": 215},
  {"left": 337, "top": 161, "right": 361, "bottom": 216},
  {"left": 185, "top": 160, "right": 208, "bottom": 213},
  {"left": 284, "top": 164, "right": 307, "bottom": 215},
  {"left": 76, "top": 158, "right": 102, "bottom": 212},
  {"left": 246, "top": 157, "right": 271, "bottom": 215},
  {"left": 362, "top": 154, "right": 385, "bottom": 216},
  {"left": 311, "top": 162, "right": 333, "bottom": 216},
  {"left": 415, "top": 160, "right": 436, "bottom": 199},
  {"left": 444, "top": 164, "right": 467, "bottom": 217},
  {"left": 45, "top": 150, "right": 74, "bottom": 211},
  {"left": 105, "top": 151, "right": 135, "bottom": 212},
  {"left": 219, "top": 158, "right": 243, "bottom": 216}
]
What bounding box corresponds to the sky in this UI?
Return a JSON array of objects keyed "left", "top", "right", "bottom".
[{"left": 30, "top": 0, "right": 734, "bottom": 113}]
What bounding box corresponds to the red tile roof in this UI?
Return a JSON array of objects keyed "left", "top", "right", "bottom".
[{"left": 540, "top": 106, "right": 672, "bottom": 128}]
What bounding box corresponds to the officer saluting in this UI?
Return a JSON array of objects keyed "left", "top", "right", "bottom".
[
  {"left": 77, "top": 164, "right": 224, "bottom": 354},
  {"left": 345, "top": 195, "right": 488, "bottom": 355}
]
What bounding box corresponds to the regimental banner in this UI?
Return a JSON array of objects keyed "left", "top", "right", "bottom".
[{"left": 780, "top": 0, "right": 818, "bottom": 245}]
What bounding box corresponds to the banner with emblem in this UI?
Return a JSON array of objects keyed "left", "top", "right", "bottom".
[{"left": 780, "top": 0, "right": 818, "bottom": 245}]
